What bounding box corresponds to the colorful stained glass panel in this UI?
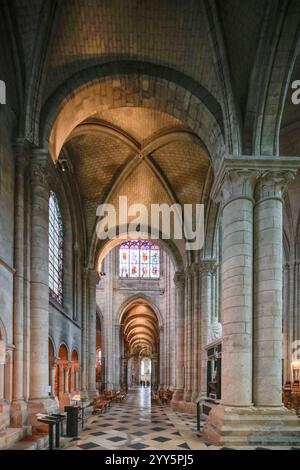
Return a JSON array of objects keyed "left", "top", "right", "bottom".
[
  {"left": 119, "top": 240, "right": 160, "bottom": 279},
  {"left": 48, "top": 191, "right": 63, "bottom": 304}
]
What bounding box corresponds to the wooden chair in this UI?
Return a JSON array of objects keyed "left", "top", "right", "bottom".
[
  {"left": 115, "top": 390, "right": 126, "bottom": 402},
  {"left": 291, "top": 392, "right": 300, "bottom": 417},
  {"left": 92, "top": 396, "right": 110, "bottom": 414},
  {"left": 92, "top": 398, "right": 105, "bottom": 414},
  {"left": 283, "top": 388, "right": 292, "bottom": 409}
]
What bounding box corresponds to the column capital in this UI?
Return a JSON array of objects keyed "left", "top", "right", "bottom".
[
  {"left": 211, "top": 157, "right": 260, "bottom": 205},
  {"left": 13, "top": 138, "right": 31, "bottom": 167},
  {"left": 184, "top": 267, "right": 193, "bottom": 279},
  {"left": 30, "top": 147, "right": 53, "bottom": 189},
  {"left": 283, "top": 263, "right": 290, "bottom": 273},
  {"left": 190, "top": 262, "right": 202, "bottom": 275},
  {"left": 255, "top": 169, "right": 298, "bottom": 202},
  {"left": 200, "top": 259, "right": 216, "bottom": 275},
  {"left": 211, "top": 156, "right": 300, "bottom": 207},
  {"left": 173, "top": 271, "right": 185, "bottom": 288},
  {"left": 84, "top": 266, "right": 98, "bottom": 282}
]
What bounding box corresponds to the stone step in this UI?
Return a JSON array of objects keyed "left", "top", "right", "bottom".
[
  {"left": 248, "top": 435, "right": 300, "bottom": 446},
  {"left": 7, "top": 434, "right": 49, "bottom": 451},
  {"left": 222, "top": 407, "right": 298, "bottom": 416},
  {"left": 221, "top": 426, "right": 300, "bottom": 436},
  {"left": 222, "top": 415, "right": 300, "bottom": 425},
  {"left": 218, "top": 434, "right": 300, "bottom": 447},
  {"left": 0, "top": 427, "right": 28, "bottom": 450}
]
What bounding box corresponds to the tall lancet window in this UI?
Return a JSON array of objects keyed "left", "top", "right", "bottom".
[
  {"left": 119, "top": 240, "right": 160, "bottom": 279},
  {"left": 49, "top": 191, "right": 64, "bottom": 304}
]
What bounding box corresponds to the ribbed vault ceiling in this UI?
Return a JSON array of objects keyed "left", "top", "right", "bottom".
[
  {"left": 121, "top": 301, "right": 159, "bottom": 355},
  {"left": 65, "top": 107, "right": 211, "bottom": 215}
]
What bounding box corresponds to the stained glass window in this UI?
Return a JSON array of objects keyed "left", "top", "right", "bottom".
[
  {"left": 119, "top": 240, "right": 160, "bottom": 279},
  {"left": 49, "top": 191, "right": 63, "bottom": 304}
]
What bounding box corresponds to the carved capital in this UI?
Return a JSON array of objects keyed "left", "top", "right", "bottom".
[
  {"left": 211, "top": 156, "right": 300, "bottom": 207},
  {"left": 255, "top": 170, "right": 297, "bottom": 202},
  {"left": 14, "top": 138, "right": 31, "bottom": 169},
  {"left": 200, "top": 259, "right": 216, "bottom": 275},
  {"left": 173, "top": 271, "right": 185, "bottom": 288},
  {"left": 283, "top": 263, "right": 290, "bottom": 273},
  {"left": 30, "top": 148, "right": 52, "bottom": 189},
  {"left": 191, "top": 262, "right": 202, "bottom": 275},
  {"left": 218, "top": 169, "right": 259, "bottom": 206}
]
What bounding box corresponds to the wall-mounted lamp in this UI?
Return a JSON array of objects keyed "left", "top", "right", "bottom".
[{"left": 56, "top": 158, "right": 70, "bottom": 172}]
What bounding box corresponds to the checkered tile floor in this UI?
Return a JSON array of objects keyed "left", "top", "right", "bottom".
[
  {"left": 64, "top": 387, "right": 209, "bottom": 451},
  {"left": 64, "top": 388, "right": 300, "bottom": 451}
]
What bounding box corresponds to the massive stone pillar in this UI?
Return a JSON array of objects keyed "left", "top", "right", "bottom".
[
  {"left": 199, "top": 260, "right": 215, "bottom": 397},
  {"left": 11, "top": 140, "right": 29, "bottom": 426},
  {"left": 159, "top": 327, "right": 164, "bottom": 386},
  {"left": 203, "top": 157, "right": 300, "bottom": 447},
  {"left": 191, "top": 264, "right": 200, "bottom": 402},
  {"left": 81, "top": 268, "right": 88, "bottom": 394},
  {"left": 27, "top": 148, "right": 57, "bottom": 424},
  {"left": 253, "top": 170, "right": 295, "bottom": 406},
  {"left": 49, "top": 360, "right": 57, "bottom": 398},
  {"left": 171, "top": 272, "right": 185, "bottom": 406},
  {"left": 121, "top": 356, "right": 127, "bottom": 390},
  {"left": 152, "top": 355, "right": 158, "bottom": 388},
  {"left": 184, "top": 270, "right": 192, "bottom": 403},
  {"left": 169, "top": 274, "right": 176, "bottom": 388},
  {"left": 113, "top": 323, "right": 121, "bottom": 389},
  {"left": 203, "top": 161, "right": 258, "bottom": 444},
  {"left": 87, "top": 269, "right": 97, "bottom": 398},
  {"left": 220, "top": 169, "right": 256, "bottom": 407}
]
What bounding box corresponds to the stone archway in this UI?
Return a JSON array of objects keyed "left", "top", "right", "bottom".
[
  {"left": 119, "top": 298, "right": 160, "bottom": 391},
  {"left": 70, "top": 350, "right": 80, "bottom": 396},
  {"left": 57, "top": 344, "right": 70, "bottom": 409}
]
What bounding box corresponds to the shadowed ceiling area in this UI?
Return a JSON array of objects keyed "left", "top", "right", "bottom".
[{"left": 121, "top": 300, "right": 159, "bottom": 356}]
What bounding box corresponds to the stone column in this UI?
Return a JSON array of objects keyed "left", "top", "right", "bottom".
[
  {"left": 65, "top": 364, "right": 71, "bottom": 394},
  {"left": 114, "top": 323, "right": 121, "bottom": 389},
  {"left": 152, "top": 355, "right": 158, "bottom": 388},
  {"left": 49, "top": 361, "right": 56, "bottom": 398},
  {"left": 199, "top": 260, "right": 215, "bottom": 397},
  {"left": 159, "top": 326, "right": 164, "bottom": 386},
  {"left": 203, "top": 157, "right": 300, "bottom": 447},
  {"left": 169, "top": 269, "right": 176, "bottom": 388},
  {"left": 121, "top": 356, "right": 127, "bottom": 390},
  {"left": 253, "top": 170, "right": 296, "bottom": 406},
  {"left": 59, "top": 366, "right": 64, "bottom": 395},
  {"left": 219, "top": 169, "right": 258, "bottom": 407},
  {"left": 0, "top": 363, "right": 4, "bottom": 400},
  {"left": 28, "top": 149, "right": 56, "bottom": 422},
  {"left": 87, "top": 269, "right": 97, "bottom": 398},
  {"left": 184, "top": 270, "right": 192, "bottom": 402},
  {"left": 11, "top": 139, "right": 30, "bottom": 426},
  {"left": 203, "top": 164, "right": 259, "bottom": 445},
  {"left": 283, "top": 263, "right": 291, "bottom": 383},
  {"left": 81, "top": 268, "right": 88, "bottom": 394},
  {"left": 75, "top": 369, "right": 79, "bottom": 392},
  {"left": 192, "top": 264, "right": 200, "bottom": 401},
  {"left": 172, "top": 272, "right": 185, "bottom": 403}
]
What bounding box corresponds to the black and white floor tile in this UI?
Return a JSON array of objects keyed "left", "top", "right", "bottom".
[
  {"left": 64, "top": 387, "right": 300, "bottom": 451},
  {"left": 64, "top": 387, "right": 211, "bottom": 451}
]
